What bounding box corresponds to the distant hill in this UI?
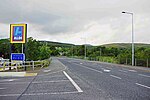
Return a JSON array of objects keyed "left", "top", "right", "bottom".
[
  {"left": 39, "top": 41, "right": 74, "bottom": 47},
  {"left": 100, "top": 43, "right": 150, "bottom": 48},
  {"left": 0, "top": 38, "right": 149, "bottom": 48}
]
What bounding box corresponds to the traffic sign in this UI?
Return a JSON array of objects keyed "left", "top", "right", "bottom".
[
  {"left": 10, "top": 24, "right": 27, "bottom": 43},
  {"left": 11, "top": 53, "right": 25, "bottom": 61}
]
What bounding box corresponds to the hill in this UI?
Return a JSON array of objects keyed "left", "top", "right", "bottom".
[{"left": 100, "top": 43, "right": 150, "bottom": 48}]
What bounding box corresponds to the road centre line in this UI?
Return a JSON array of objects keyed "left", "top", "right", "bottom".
[
  {"left": 63, "top": 71, "right": 83, "bottom": 92},
  {"left": 138, "top": 74, "right": 150, "bottom": 78},
  {"left": 110, "top": 75, "right": 122, "bottom": 79},
  {"left": 136, "top": 83, "right": 150, "bottom": 89},
  {"left": 74, "top": 63, "right": 103, "bottom": 73}
]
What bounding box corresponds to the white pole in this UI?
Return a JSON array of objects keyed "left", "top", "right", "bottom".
[{"left": 122, "top": 11, "right": 134, "bottom": 66}]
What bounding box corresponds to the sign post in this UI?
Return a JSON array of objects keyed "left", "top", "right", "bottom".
[{"left": 10, "top": 24, "right": 27, "bottom": 70}]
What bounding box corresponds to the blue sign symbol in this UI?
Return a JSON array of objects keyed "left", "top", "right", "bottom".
[
  {"left": 13, "top": 26, "right": 23, "bottom": 41},
  {"left": 11, "top": 53, "right": 25, "bottom": 61}
]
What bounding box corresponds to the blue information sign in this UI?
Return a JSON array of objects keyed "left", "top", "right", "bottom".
[{"left": 11, "top": 53, "right": 25, "bottom": 61}]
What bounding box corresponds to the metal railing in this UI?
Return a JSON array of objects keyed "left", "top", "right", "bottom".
[{"left": 0, "top": 58, "right": 51, "bottom": 72}]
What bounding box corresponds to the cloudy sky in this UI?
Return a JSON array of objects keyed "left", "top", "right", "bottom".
[{"left": 0, "top": 0, "right": 150, "bottom": 45}]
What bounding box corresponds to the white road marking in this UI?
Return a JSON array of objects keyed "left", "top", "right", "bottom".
[
  {"left": 33, "top": 80, "right": 69, "bottom": 84},
  {"left": 43, "top": 69, "right": 51, "bottom": 72},
  {"left": 138, "top": 74, "right": 150, "bottom": 78},
  {"left": 0, "top": 79, "right": 17, "bottom": 82},
  {"left": 75, "top": 63, "right": 103, "bottom": 73},
  {"left": 24, "top": 91, "right": 79, "bottom": 96},
  {"left": 80, "top": 63, "right": 83, "bottom": 64},
  {"left": 0, "top": 80, "right": 69, "bottom": 84},
  {"left": 63, "top": 71, "right": 83, "bottom": 92},
  {"left": 0, "top": 94, "right": 20, "bottom": 97},
  {"left": 0, "top": 88, "right": 6, "bottom": 90},
  {"left": 128, "top": 70, "right": 137, "bottom": 72},
  {"left": 0, "top": 91, "right": 80, "bottom": 97},
  {"left": 119, "top": 70, "right": 128, "bottom": 73},
  {"left": 136, "top": 83, "right": 150, "bottom": 89},
  {"left": 103, "top": 69, "right": 110, "bottom": 72},
  {"left": 110, "top": 75, "right": 122, "bottom": 79}
]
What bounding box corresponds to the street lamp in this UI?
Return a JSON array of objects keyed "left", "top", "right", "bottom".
[{"left": 122, "top": 11, "right": 134, "bottom": 66}]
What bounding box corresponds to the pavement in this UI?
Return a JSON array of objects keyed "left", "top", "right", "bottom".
[{"left": 0, "top": 57, "right": 150, "bottom": 100}]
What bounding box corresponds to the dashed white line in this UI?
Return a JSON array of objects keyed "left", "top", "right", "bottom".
[
  {"left": 63, "top": 71, "right": 83, "bottom": 92},
  {"left": 119, "top": 70, "right": 128, "bottom": 73},
  {"left": 103, "top": 69, "right": 110, "bottom": 72},
  {"left": 75, "top": 63, "right": 103, "bottom": 73},
  {"left": 110, "top": 75, "right": 122, "bottom": 79},
  {"left": 128, "top": 70, "right": 137, "bottom": 72},
  {"left": 136, "top": 83, "right": 150, "bottom": 89},
  {"left": 138, "top": 74, "right": 150, "bottom": 78},
  {"left": 0, "top": 88, "right": 6, "bottom": 90},
  {"left": 43, "top": 69, "right": 51, "bottom": 72}
]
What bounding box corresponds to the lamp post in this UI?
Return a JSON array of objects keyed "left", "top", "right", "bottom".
[{"left": 122, "top": 11, "right": 134, "bottom": 66}]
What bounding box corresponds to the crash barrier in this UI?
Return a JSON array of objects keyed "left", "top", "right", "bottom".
[{"left": 0, "top": 58, "right": 51, "bottom": 72}]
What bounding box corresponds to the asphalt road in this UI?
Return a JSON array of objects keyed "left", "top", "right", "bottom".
[{"left": 0, "top": 57, "right": 150, "bottom": 100}]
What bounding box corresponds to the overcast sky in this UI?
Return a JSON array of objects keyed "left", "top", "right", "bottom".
[{"left": 0, "top": 0, "right": 150, "bottom": 45}]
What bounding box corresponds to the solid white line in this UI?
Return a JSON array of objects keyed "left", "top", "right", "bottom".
[
  {"left": 74, "top": 63, "right": 103, "bottom": 73},
  {"left": 0, "top": 79, "right": 17, "bottom": 82},
  {"left": 24, "top": 91, "right": 79, "bottom": 96},
  {"left": 138, "top": 74, "right": 150, "bottom": 78},
  {"left": 119, "top": 70, "right": 128, "bottom": 73},
  {"left": 0, "top": 80, "right": 69, "bottom": 84},
  {"left": 0, "top": 94, "right": 20, "bottom": 97},
  {"left": 63, "top": 71, "right": 83, "bottom": 92},
  {"left": 0, "top": 91, "right": 80, "bottom": 97},
  {"left": 110, "top": 75, "right": 122, "bottom": 79},
  {"left": 32, "top": 80, "right": 69, "bottom": 84},
  {"left": 136, "top": 83, "right": 150, "bottom": 89}
]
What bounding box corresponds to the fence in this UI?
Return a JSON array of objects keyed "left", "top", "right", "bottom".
[
  {"left": 72, "top": 56, "right": 150, "bottom": 67},
  {"left": 0, "top": 58, "right": 51, "bottom": 72}
]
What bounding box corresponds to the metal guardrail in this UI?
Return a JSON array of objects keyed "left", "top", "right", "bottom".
[{"left": 0, "top": 58, "right": 51, "bottom": 72}]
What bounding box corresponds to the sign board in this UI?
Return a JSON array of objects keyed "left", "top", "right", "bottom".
[
  {"left": 11, "top": 53, "right": 25, "bottom": 61},
  {"left": 10, "top": 24, "right": 27, "bottom": 43}
]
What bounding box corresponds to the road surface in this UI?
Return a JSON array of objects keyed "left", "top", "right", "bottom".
[{"left": 0, "top": 57, "right": 150, "bottom": 100}]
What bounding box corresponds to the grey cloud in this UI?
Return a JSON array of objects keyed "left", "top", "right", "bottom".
[{"left": 0, "top": 0, "right": 150, "bottom": 44}]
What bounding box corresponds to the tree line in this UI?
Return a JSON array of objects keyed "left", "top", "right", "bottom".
[{"left": 0, "top": 37, "right": 149, "bottom": 66}]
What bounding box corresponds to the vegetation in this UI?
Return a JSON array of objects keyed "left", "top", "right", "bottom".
[{"left": 0, "top": 38, "right": 149, "bottom": 67}]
